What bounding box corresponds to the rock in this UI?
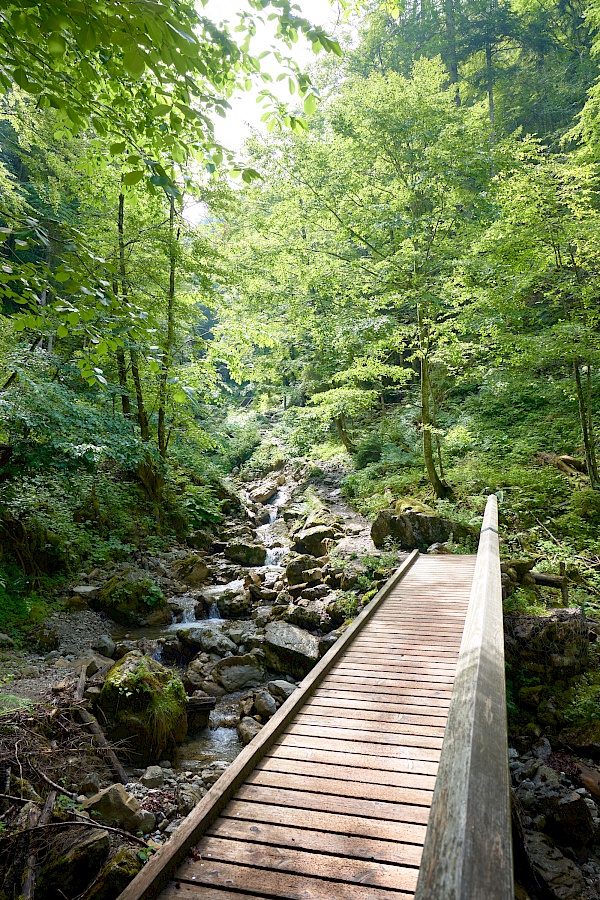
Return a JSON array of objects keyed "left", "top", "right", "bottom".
[
  {"left": 169, "top": 595, "right": 205, "bottom": 623},
  {"left": 283, "top": 599, "right": 332, "bottom": 632},
  {"left": 505, "top": 608, "right": 588, "bottom": 678},
  {"left": 22, "top": 664, "right": 40, "bottom": 677},
  {"left": 94, "top": 571, "right": 171, "bottom": 627},
  {"left": 178, "top": 784, "right": 206, "bottom": 815},
  {"left": 285, "top": 555, "right": 320, "bottom": 586},
  {"left": 73, "top": 651, "right": 114, "bottom": 677},
  {"left": 37, "top": 826, "right": 110, "bottom": 898},
  {"left": 200, "top": 581, "right": 251, "bottom": 619},
  {"left": 268, "top": 679, "right": 298, "bottom": 701},
  {"left": 292, "top": 525, "right": 335, "bottom": 557},
  {"left": 576, "top": 762, "right": 600, "bottom": 805},
  {"left": 0, "top": 633, "right": 14, "bottom": 648},
  {"left": 224, "top": 542, "right": 267, "bottom": 567},
  {"left": 547, "top": 791, "right": 595, "bottom": 847},
  {"left": 79, "top": 772, "right": 101, "bottom": 796},
  {"left": 319, "top": 630, "right": 341, "bottom": 656},
  {"left": 177, "top": 625, "right": 237, "bottom": 657},
  {"left": 186, "top": 694, "right": 216, "bottom": 732},
  {"left": 523, "top": 831, "right": 586, "bottom": 900},
  {"left": 371, "top": 509, "right": 473, "bottom": 550},
  {"left": 34, "top": 625, "right": 60, "bottom": 651},
  {"left": 174, "top": 554, "right": 210, "bottom": 587},
  {"left": 559, "top": 721, "right": 600, "bottom": 760},
  {"left": 264, "top": 622, "right": 319, "bottom": 678},
  {"left": 137, "top": 810, "right": 156, "bottom": 834},
  {"left": 250, "top": 481, "right": 279, "bottom": 504},
  {"left": 254, "top": 690, "right": 277, "bottom": 719},
  {"left": 212, "top": 653, "right": 265, "bottom": 692},
  {"left": 140, "top": 765, "right": 164, "bottom": 788},
  {"left": 92, "top": 634, "right": 116, "bottom": 658},
  {"left": 237, "top": 716, "right": 263, "bottom": 745},
  {"left": 82, "top": 783, "right": 143, "bottom": 831},
  {"left": 186, "top": 529, "right": 214, "bottom": 551},
  {"left": 86, "top": 847, "right": 144, "bottom": 900},
  {"left": 98, "top": 651, "right": 187, "bottom": 765},
  {"left": 72, "top": 584, "right": 100, "bottom": 601},
  {"left": 519, "top": 684, "right": 545, "bottom": 708}
]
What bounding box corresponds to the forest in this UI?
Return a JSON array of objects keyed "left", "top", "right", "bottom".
[{"left": 1, "top": 0, "right": 600, "bottom": 898}]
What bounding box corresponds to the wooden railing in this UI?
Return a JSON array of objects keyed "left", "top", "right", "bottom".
[{"left": 414, "top": 494, "right": 513, "bottom": 900}]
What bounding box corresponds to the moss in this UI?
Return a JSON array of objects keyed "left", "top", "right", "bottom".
[
  {"left": 87, "top": 848, "right": 144, "bottom": 900},
  {"left": 99, "top": 651, "right": 187, "bottom": 764},
  {"left": 94, "top": 571, "right": 169, "bottom": 626}
]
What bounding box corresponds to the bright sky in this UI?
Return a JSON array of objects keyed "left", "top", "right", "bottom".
[{"left": 203, "top": 0, "right": 346, "bottom": 153}]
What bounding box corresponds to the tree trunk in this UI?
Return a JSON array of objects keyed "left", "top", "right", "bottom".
[
  {"left": 444, "top": 0, "right": 461, "bottom": 107},
  {"left": 574, "top": 359, "right": 599, "bottom": 488},
  {"left": 421, "top": 354, "right": 452, "bottom": 498},
  {"left": 157, "top": 195, "right": 178, "bottom": 459},
  {"left": 486, "top": 41, "right": 495, "bottom": 151},
  {"left": 335, "top": 414, "right": 356, "bottom": 454},
  {"left": 114, "top": 194, "right": 132, "bottom": 418}
]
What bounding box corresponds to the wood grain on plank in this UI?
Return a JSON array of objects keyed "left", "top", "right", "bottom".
[
  {"left": 246, "top": 769, "right": 433, "bottom": 807},
  {"left": 275, "top": 734, "right": 440, "bottom": 770},
  {"left": 293, "top": 713, "right": 446, "bottom": 737},
  {"left": 268, "top": 745, "right": 438, "bottom": 781},
  {"left": 259, "top": 754, "right": 436, "bottom": 790},
  {"left": 285, "top": 723, "right": 443, "bottom": 753}
]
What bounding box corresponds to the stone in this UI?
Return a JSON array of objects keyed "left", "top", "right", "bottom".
[
  {"left": 224, "top": 542, "right": 267, "bottom": 567},
  {"left": 319, "top": 631, "right": 341, "bottom": 656},
  {"left": 200, "top": 580, "right": 251, "bottom": 619},
  {"left": 22, "top": 664, "right": 40, "bottom": 677},
  {"left": 237, "top": 716, "right": 263, "bottom": 745},
  {"left": 72, "top": 584, "right": 100, "bottom": 600},
  {"left": 140, "top": 765, "right": 164, "bottom": 788},
  {"left": 34, "top": 625, "right": 60, "bottom": 652},
  {"left": 37, "top": 826, "right": 110, "bottom": 898},
  {"left": 267, "top": 680, "right": 298, "bottom": 701},
  {"left": 250, "top": 481, "right": 279, "bottom": 504},
  {"left": 178, "top": 625, "right": 237, "bottom": 657},
  {"left": 174, "top": 554, "right": 210, "bottom": 586},
  {"left": 82, "top": 783, "right": 143, "bottom": 832},
  {"left": 264, "top": 622, "right": 319, "bottom": 677},
  {"left": 137, "top": 810, "right": 156, "bottom": 834},
  {"left": 254, "top": 690, "right": 277, "bottom": 719},
  {"left": 212, "top": 653, "right": 265, "bottom": 692},
  {"left": 92, "top": 634, "right": 116, "bottom": 658},
  {"left": 547, "top": 791, "right": 595, "bottom": 847},
  {"left": 371, "top": 508, "right": 473, "bottom": 550},
  {"left": 523, "top": 831, "right": 586, "bottom": 900},
  {"left": 285, "top": 555, "right": 320, "bottom": 586},
  {"left": 73, "top": 651, "right": 114, "bottom": 677},
  {"left": 93, "top": 571, "right": 171, "bottom": 627},
  {"left": 87, "top": 847, "right": 144, "bottom": 900},
  {"left": 79, "top": 772, "right": 101, "bottom": 796},
  {"left": 292, "top": 525, "right": 335, "bottom": 558},
  {"left": 178, "top": 784, "right": 206, "bottom": 815},
  {"left": 283, "top": 599, "right": 331, "bottom": 632},
  {"left": 186, "top": 529, "right": 214, "bottom": 551},
  {"left": 0, "top": 633, "right": 14, "bottom": 648},
  {"left": 505, "top": 608, "right": 589, "bottom": 679},
  {"left": 98, "top": 652, "right": 187, "bottom": 765},
  {"left": 559, "top": 721, "right": 600, "bottom": 760}
]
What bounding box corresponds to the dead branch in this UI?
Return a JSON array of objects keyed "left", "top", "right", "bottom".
[
  {"left": 23, "top": 791, "right": 55, "bottom": 900},
  {"left": 27, "top": 763, "right": 77, "bottom": 800},
  {"left": 76, "top": 709, "right": 128, "bottom": 785}
]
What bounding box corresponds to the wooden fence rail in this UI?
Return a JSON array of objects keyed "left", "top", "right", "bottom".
[{"left": 414, "top": 494, "right": 513, "bottom": 899}]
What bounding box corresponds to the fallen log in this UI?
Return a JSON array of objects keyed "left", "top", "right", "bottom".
[
  {"left": 536, "top": 451, "right": 587, "bottom": 477},
  {"left": 531, "top": 565, "right": 569, "bottom": 606}
]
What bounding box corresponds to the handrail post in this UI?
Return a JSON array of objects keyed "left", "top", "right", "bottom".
[{"left": 414, "top": 494, "right": 513, "bottom": 899}]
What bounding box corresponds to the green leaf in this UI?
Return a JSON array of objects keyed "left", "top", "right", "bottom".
[
  {"left": 173, "top": 388, "right": 187, "bottom": 403},
  {"left": 48, "top": 33, "right": 67, "bottom": 57},
  {"left": 123, "top": 48, "right": 146, "bottom": 78},
  {"left": 110, "top": 142, "right": 126, "bottom": 156},
  {"left": 122, "top": 170, "right": 145, "bottom": 185},
  {"left": 57, "top": 325, "right": 68, "bottom": 338},
  {"left": 303, "top": 94, "right": 318, "bottom": 115}
]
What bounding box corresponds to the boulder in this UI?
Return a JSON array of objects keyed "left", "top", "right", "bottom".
[
  {"left": 98, "top": 651, "right": 187, "bottom": 765},
  {"left": 93, "top": 572, "right": 171, "bottom": 627},
  {"left": 292, "top": 525, "right": 335, "bottom": 557},
  {"left": 200, "top": 580, "right": 251, "bottom": 619},
  {"left": 237, "top": 716, "right": 263, "bottom": 745},
  {"left": 224, "top": 542, "right": 267, "bottom": 567},
  {"left": 559, "top": 721, "right": 600, "bottom": 760},
  {"left": 73, "top": 651, "right": 114, "bottom": 677},
  {"left": 140, "top": 765, "right": 164, "bottom": 788},
  {"left": 81, "top": 783, "right": 143, "bottom": 832},
  {"left": 282, "top": 600, "right": 332, "bottom": 633},
  {"left": 267, "top": 680, "right": 298, "bottom": 701},
  {"left": 92, "top": 635, "right": 116, "bottom": 658},
  {"left": 87, "top": 848, "right": 144, "bottom": 900},
  {"left": 37, "top": 826, "right": 110, "bottom": 899},
  {"left": 177, "top": 625, "right": 237, "bottom": 657},
  {"left": 212, "top": 653, "right": 265, "bottom": 692},
  {"left": 250, "top": 481, "right": 279, "bottom": 504},
  {"left": 546, "top": 791, "right": 595, "bottom": 847},
  {"left": 72, "top": 584, "right": 100, "bottom": 601},
  {"left": 254, "top": 690, "right": 277, "bottom": 719},
  {"left": 0, "top": 633, "right": 14, "bottom": 648},
  {"left": 285, "top": 555, "right": 321, "bottom": 586},
  {"left": 174, "top": 555, "right": 210, "bottom": 587},
  {"left": 264, "top": 621, "right": 319, "bottom": 678},
  {"left": 523, "top": 831, "right": 586, "bottom": 900},
  {"left": 505, "top": 608, "right": 589, "bottom": 679},
  {"left": 79, "top": 772, "right": 101, "bottom": 796},
  {"left": 371, "top": 509, "right": 473, "bottom": 550}
]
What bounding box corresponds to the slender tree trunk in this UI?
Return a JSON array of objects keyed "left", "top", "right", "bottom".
[
  {"left": 118, "top": 192, "right": 148, "bottom": 437},
  {"left": 421, "top": 354, "right": 451, "bottom": 498},
  {"left": 574, "top": 359, "right": 599, "bottom": 488},
  {"left": 157, "top": 196, "right": 178, "bottom": 459},
  {"left": 444, "top": 0, "right": 461, "bottom": 107},
  {"left": 486, "top": 41, "right": 495, "bottom": 152},
  {"left": 114, "top": 196, "right": 132, "bottom": 418},
  {"left": 335, "top": 414, "right": 356, "bottom": 454}
]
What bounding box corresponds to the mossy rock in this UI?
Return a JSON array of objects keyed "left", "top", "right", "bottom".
[
  {"left": 98, "top": 651, "right": 187, "bottom": 765},
  {"left": 87, "top": 848, "right": 144, "bottom": 900},
  {"left": 94, "top": 570, "right": 171, "bottom": 626}
]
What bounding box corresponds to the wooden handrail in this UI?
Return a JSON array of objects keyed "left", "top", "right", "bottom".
[{"left": 414, "top": 494, "right": 513, "bottom": 900}]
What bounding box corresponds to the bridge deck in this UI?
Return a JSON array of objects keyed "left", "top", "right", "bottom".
[{"left": 158, "top": 553, "right": 476, "bottom": 900}]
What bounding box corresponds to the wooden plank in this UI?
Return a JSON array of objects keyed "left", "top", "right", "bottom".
[
  {"left": 322, "top": 677, "right": 454, "bottom": 696},
  {"left": 117, "top": 550, "right": 420, "bottom": 900},
  {"left": 415, "top": 495, "right": 513, "bottom": 900},
  {"left": 260, "top": 753, "right": 436, "bottom": 790},
  {"left": 161, "top": 886, "right": 265, "bottom": 900},
  {"left": 222, "top": 800, "right": 427, "bottom": 844},
  {"left": 331, "top": 667, "right": 455, "bottom": 683},
  {"left": 293, "top": 713, "right": 446, "bottom": 737},
  {"left": 246, "top": 769, "right": 433, "bottom": 807},
  {"left": 315, "top": 688, "right": 452, "bottom": 709},
  {"left": 170, "top": 861, "right": 412, "bottom": 900},
  {"left": 286, "top": 723, "right": 443, "bottom": 753},
  {"left": 179, "top": 835, "right": 419, "bottom": 892},
  {"left": 204, "top": 817, "right": 423, "bottom": 867},
  {"left": 235, "top": 784, "right": 431, "bottom": 825},
  {"left": 304, "top": 701, "right": 448, "bottom": 726},
  {"left": 276, "top": 734, "right": 440, "bottom": 771},
  {"left": 269, "top": 744, "right": 438, "bottom": 781}
]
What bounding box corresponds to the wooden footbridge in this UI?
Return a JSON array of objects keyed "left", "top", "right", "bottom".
[{"left": 119, "top": 496, "right": 513, "bottom": 900}]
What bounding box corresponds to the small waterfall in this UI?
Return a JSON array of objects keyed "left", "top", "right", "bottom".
[
  {"left": 268, "top": 507, "right": 278, "bottom": 524},
  {"left": 265, "top": 546, "right": 286, "bottom": 567},
  {"left": 180, "top": 594, "right": 199, "bottom": 624},
  {"left": 208, "top": 602, "right": 221, "bottom": 619}
]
